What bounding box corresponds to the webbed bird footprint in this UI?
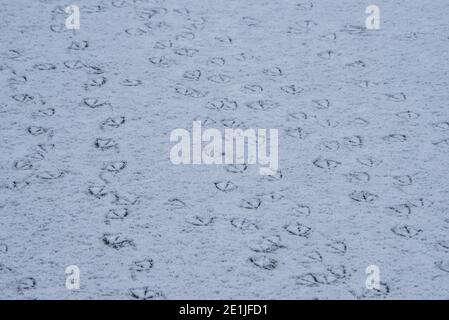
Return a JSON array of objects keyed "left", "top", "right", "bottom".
[
  {"left": 246, "top": 100, "right": 279, "bottom": 111},
  {"left": 285, "top": 127, "right": 307, "bottom": 139},
  {"left": 149, "top": 56, "right": 176, "bottom": 68},
  {"left": 101, "top": 116, "right": 125, "bottom": 129},
  {"left": 295, "top": 272, "right": 335, "bottom": 287},
  {"left": 36, "top": 169, "right": 64, "bottom": 180},
  {"left": 111, "top": 192, "right": 139, "bottom": 205},
  {"left": 129, "top": 287, "right": 165, "bottom": 300},
  {"left": 388, "top": 203, "right": 412, "bottom": 216},
  {"left": 83, "top": 97, "right": 110, "bottom": 109},
  {"left": 174, "top": 85, "right": 207, "bottom": 98},
  {"left": 240, "top": 198, "right": 262, "bottom": 210},
  {"left": 88, "top": 185, "right": 108, "bottom": 199},
  {"left": 349, "top": 190, "right": 378, "bottom": 203},
  {"left": 0, "top": 243, "right": 8, "bottom": 254},
  {"left": 214, "top": 180, "right": 237, "bottom": 192},
  {"left": 27, "top": 126, "right": 51, "bottom": 136},
  {"left": 343, "top": 135, "right": 363, "bottom": 148},
  {"left": 284, "top": 222, "right": 312, "bottom": 238},
  {"left": 230, "top": 218, "right": 259, "bottom": 232},
  {"left": 105, "top": 208, "right": 129, "bottom": 221},
  {"left": 392, "top": 175, "right": 412, "bottom": 186},
  {"left": 174, "top": 47, "right": 198, "bottom": 57},
  {"left": 386, "top": 92, "right": 406, "bottom": 102},
  {"left": 102, "top": 233, "right": 135, "bottom": 249},
  {"left": 17, "top": 277, "right": 37, "bottom": 293},
  {"left": 290, "top": 204, "right": 311, "bottom": 217},
  {"left": 435, "top": 260, "right": 449, "bottom": 273},
  {"left": 346, "top": 171, "right": 370, "bottom": 184},
  {"left": 186, "top": 215, "right": 215, "bottom": 226},
  {"left": 102, "top": 161, "right": 127, "bottom": 173},
  {"left": 263, "top": 66, "right": 282, "bottom": 76},
  {"left": 263, "top": 170, "right": 283, "bottom": 181},
  {"left": 131, "top": 258, "right": 154, "bottom": 273},
  {"left": 326, "top": 241, "right": 347, "bottom": 255},
  {"left": 248, "top": 235, "right": 285, "bottom": 253},
  {"left": 280, "top": 84, "right": 304, "bottom": 95},
  {"left": 296, "top": 265, "right": 347, "bottom": 287},
  {"left": 183, "top": 70, "right": 201, "bottom": 81},
  {"left": 313, "top": 157, "right": 341, "bottom": 170},
  {"left": 391, "top": 224, "right": 422, "bottom": 238},
  {"left": 249, "top": 255, "right": 277, "bottom": 270},
  {"left": 166, "top": 198, "right": 186, "bottom": 210},
  {"left": 95, "top": 138, "right": 118, "bottom": 151},
  {"left": 225, "top": 163, "right": 248, "bottom": 173},
  {"left": 205, "top": 98, "right": 238, "bottom": 111}
]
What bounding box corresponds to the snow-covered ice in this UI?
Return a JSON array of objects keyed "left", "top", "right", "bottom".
[{"left": 0, "top": 0, "right": 449, "bottom": 299}]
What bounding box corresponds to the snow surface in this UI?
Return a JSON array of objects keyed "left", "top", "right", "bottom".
[{"left": 1, "top": 0, "right": 449, "bottom": 299}]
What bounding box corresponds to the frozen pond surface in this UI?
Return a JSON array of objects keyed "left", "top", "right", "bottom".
[{"left": 0, "top": 0, "right": 449, "bottom": 299}]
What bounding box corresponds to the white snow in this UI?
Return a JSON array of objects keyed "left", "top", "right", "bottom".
[{"left": 0, "top": 0, "right": 448, "bottom": 299}]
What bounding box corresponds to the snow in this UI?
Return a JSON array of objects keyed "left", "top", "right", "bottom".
[{"left": 0, "top": 0, "right": 448, "bottom": 299}]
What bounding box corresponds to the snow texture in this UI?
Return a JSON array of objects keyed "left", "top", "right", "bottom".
[{"left": 0, "top": 0, "right": 449, "bottom": 299}]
